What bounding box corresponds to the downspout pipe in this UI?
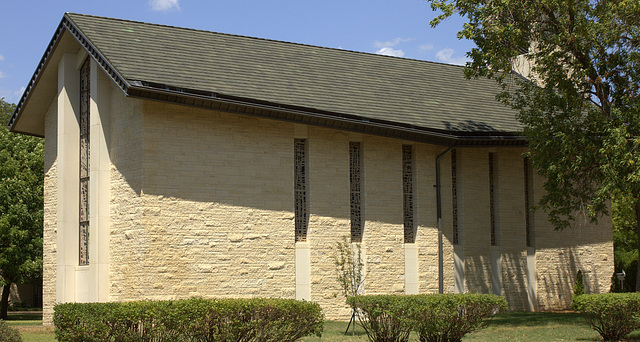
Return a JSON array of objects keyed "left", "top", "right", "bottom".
[{"left": 436, "top": 147, "right": 452, "bottom": 294}]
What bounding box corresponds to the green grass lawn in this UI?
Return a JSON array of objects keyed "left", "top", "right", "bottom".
[
  {"left": 4, "top": 311, "right": 640, "bottom": 342},
  {"left": 304, "top": 312, "right": 640, "bottom": 342},
  {"left": 4, "top": 312, "right": 55, "bottom": 342}
]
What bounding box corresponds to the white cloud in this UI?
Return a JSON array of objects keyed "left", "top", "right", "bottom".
[
  {"left": 14, "top": 87, "right": 25, "bottom": 96},
  {"left": 149, "top": 0, "right": 180, "bottom": 11},
  {"left": 374, "top": 37, "right": 413, "bottom": 49},
  {"left": 435, "top": 48, "right": 469, "bottom": 66},
  {"left": 0, "top": 54, "right": 4, "bottom": 61},
  {"left": 0, "top": 70, "right": 5, "bottom": 79},
  {"left": 375, "top": 47, "right": 405, "bottom": 58},
  {"left": 419, "top": 44, "right": 434, "bottom": 51}
]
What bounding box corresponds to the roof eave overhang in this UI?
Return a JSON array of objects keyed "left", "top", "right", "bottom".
[
  {"left": 127, "top": 83, "right": 527, "bottom": 147},
  {"left": 7, "top": 13, "right": 130, "bottom": 137}
]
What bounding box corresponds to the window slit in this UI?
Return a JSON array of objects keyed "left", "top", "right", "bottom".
[
  {"left": 350, "top": 142, "right": 363, "bottom": 243},
  {"left": 403, "top": 145, "right": 415, "bottom": 243},
  {"left": 294, "top": 139, "right": 308, "bottom": 242},
  {"left": 79, "top": 59, "right": 90, "bottom": 266}
]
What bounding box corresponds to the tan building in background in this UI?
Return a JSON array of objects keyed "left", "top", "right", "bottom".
[{"left": 9, "top": 13, "right": 613, "bottom": 325}]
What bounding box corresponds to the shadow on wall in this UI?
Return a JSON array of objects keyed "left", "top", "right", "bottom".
[
  {"left": 464, "top": 253, "right": 492, "bottom": 295},
  {"left": 537, "top": 246, "right": 606, "bottom": 310},
  {"left": 461, "top": 246, "right": 606, "bottom": 311},
  {"left": 501, "top": 252, "right": 529, "bottom": 310}
]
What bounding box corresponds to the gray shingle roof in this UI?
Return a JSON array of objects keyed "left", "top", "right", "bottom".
[
  {"left": 10, "top": 13, "right": 525, "bottom": 144},
  {"left": 68, "top": 13, "right": 521, "bottom": 133}
]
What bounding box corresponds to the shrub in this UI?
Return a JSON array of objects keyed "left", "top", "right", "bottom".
[
  {"left": 406, "top": 294, "right": 507, "bottom": 342},
  {"left": 346, "top": 295, "right": 412, "bottom": 342},
  {"left": 571, "top": 270, "right": 585, "bottom": 308},
  {"left": 572, "top": 293, "right": 640, "bottom": 341},
  {"left": 54, "top": 298, "right": 323, "bottom": 342},
  {"left": 188, "top": 298, "right": 324, "bottom": 342},
  {"left": 348, "top": 294, "right": 507, "bottom": 342},
  {"left": 0, "top": 320, "right": 23, "bottom": 342},
  {"left": 573, "top": 270, "right": 585, "bottom": 297}
]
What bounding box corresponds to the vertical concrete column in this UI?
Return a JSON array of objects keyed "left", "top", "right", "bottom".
[
  {"left": 295, "top": 242, "right": 311, "bottom": 300},
  {"left": 527, "top": 247, "right": 538, "bottom": 310},
  {"left": 405, "top": 243, "right": 419, "bottom": 294},
  {"left": 89, "top": 60, "right": 111, "bottom": 302},
  {"left": 491, "top": 246, "right": 502, "bottom": 295},
  {"left": 56, "top": 53, "right": 80, "bottom": 303},
  {"left": 454, "top": 245, "right": 465, "bottom": 293}
]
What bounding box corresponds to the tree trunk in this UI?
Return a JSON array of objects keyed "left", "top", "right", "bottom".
[
  {"left": 1, "top": 283, "right": 10, "bottom": 320},
  {"left": 634, "top": 199, "right": 640, "bottom": 292}
]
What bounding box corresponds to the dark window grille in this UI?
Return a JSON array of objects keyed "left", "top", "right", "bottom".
[
  {"left": 403, "top": 145, "right": 415, "bottom": 243},
  {"left": 524, "top": 157, "right": 532, "bottom": 247},
  {"left": 452, "top": 149, "right": 459, "bottom": 244},
  {"left": 489, "top": 153, "right": 496, "bottom": 246},
  {"left": 79, "top": 59, "right": 90, "bottom": 266},
  {"left": 294, "top": 139, "right": 308, "bottom": 242},
  {"left": 349, "top": 142, "right": 363, "bottom": 243}
]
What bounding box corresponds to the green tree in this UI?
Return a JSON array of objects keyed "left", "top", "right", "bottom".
[
  {"left": 427, "top": 0, "right": 640, "bottom": 290},
  {"left": 0, "top": 98, "right": 44, "bottom": 319},
  {"left": 611, "top": 192, "right": 638, "bottom": 290}
]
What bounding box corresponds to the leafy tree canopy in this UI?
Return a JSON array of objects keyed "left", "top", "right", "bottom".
[
  {"left": 427, "top": 0, "right": 640, "bottom": 289},
  {"left": 0, "top": 98, "right": 44, "bottom": 318}
]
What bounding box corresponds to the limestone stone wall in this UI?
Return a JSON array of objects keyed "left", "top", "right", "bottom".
[
  {"left": 457, "top": 149, "right": 494, "bottom": 294},
  {"left": 108, "top": 89, "right": 145, "bottom": 301},
  {"left": 109, "top": 101, "right": 297, "bottom": 303},
  {"left": 106, "top": 101, "right": 453, "bottom": 320},
  {"left": 307, "top": 127, "right": 351, "bottom": 318},
  {"left": 443, "top": 147, "right": 613, "bottom": 311},
  {"left": 102, "top": 98, "right": 613, "bottom": 319},
  {"left": 40, "top": 88, "right": 613, "bottom": 322},
  {"left": 415, "top": 145, "right": 443, "bottom": 295},
  {"left": 495, "top": 149, "right": 530, "bottom": 311},
  {"left": 43, "top": 98, "right": 58, "bottom": 325},
  {"left": 531, "top": 170, "right": 614, "bottom": 310},
  {"left": 360, "top": 135, "right": 405, "bottom": 299}
]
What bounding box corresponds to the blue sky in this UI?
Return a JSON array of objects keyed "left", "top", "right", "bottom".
[{"left": 0, "top": 0, "right": 474, "bottom": 105}]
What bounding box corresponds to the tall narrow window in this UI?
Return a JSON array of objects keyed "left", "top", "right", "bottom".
[
  {"left": 489, "top": 153, "right": 496, "bottom": 246},
  {"left": 350, "top": 142, "right": 363, "bottom": 243},
  {"left": 403, "top": 145, "right": 415, "bottom": 243},
  {"left": 79, "top": 59, "right": 90, "bottom": 266},
  {"left": 524, "top": 157, "right": 532, "bottom": 247},
  {"left": 294, "top": 139, "right": 308, "bottom": 242},
  {"left": 452, "top": 149, "right": 459, "bottom": 244}
]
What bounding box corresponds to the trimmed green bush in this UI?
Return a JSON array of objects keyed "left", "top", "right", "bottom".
[
  {"left": 573, "top": 270, "right": 585, "bottom": 298},
  {"left": 347, "top": 295, "right": 412, "bottom": 342},
  {"left": 54, "top": 298, "right": 323, "bottom": 342},
  {"left": 572, "top": 293, "right": 640, "bottom": 341},
  {"left": 347, "top": 294, "right": 507, "bottom": 342},
  {"left": 406, "top": 294, "right": 507, "bottom": 342},
  {"left": 0, "top": 320, "right": 23, "bottom": 342}
]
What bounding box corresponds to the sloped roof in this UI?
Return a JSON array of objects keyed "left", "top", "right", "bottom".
[{"left": 9, "top": 13, "right": 525, "bottom": 145}]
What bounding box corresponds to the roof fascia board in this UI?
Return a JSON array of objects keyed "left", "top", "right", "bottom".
[
  {"left": 128, "top": 84, "right": 527, "bottom": 147},
  {"left": 7, "top": 13, "right": 130, "bottom": 133},
  {"left": 62, "top": 14, "right": 130, "bottom": 95}
]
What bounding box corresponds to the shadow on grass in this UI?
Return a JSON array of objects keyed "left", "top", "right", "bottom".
[
  {"left": 6, "top": 312, "right": 43, "bottom": 321},
  {"left": 324, "top": 321, "right": 369, "bottom": 337},
  {"left": 487, "top": 312, "right": 585, "bottom": 328}
]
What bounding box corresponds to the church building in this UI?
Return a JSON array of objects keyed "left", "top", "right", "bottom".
[{"left": 8, "top": 13, "right": 613, "bottom": 324}]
